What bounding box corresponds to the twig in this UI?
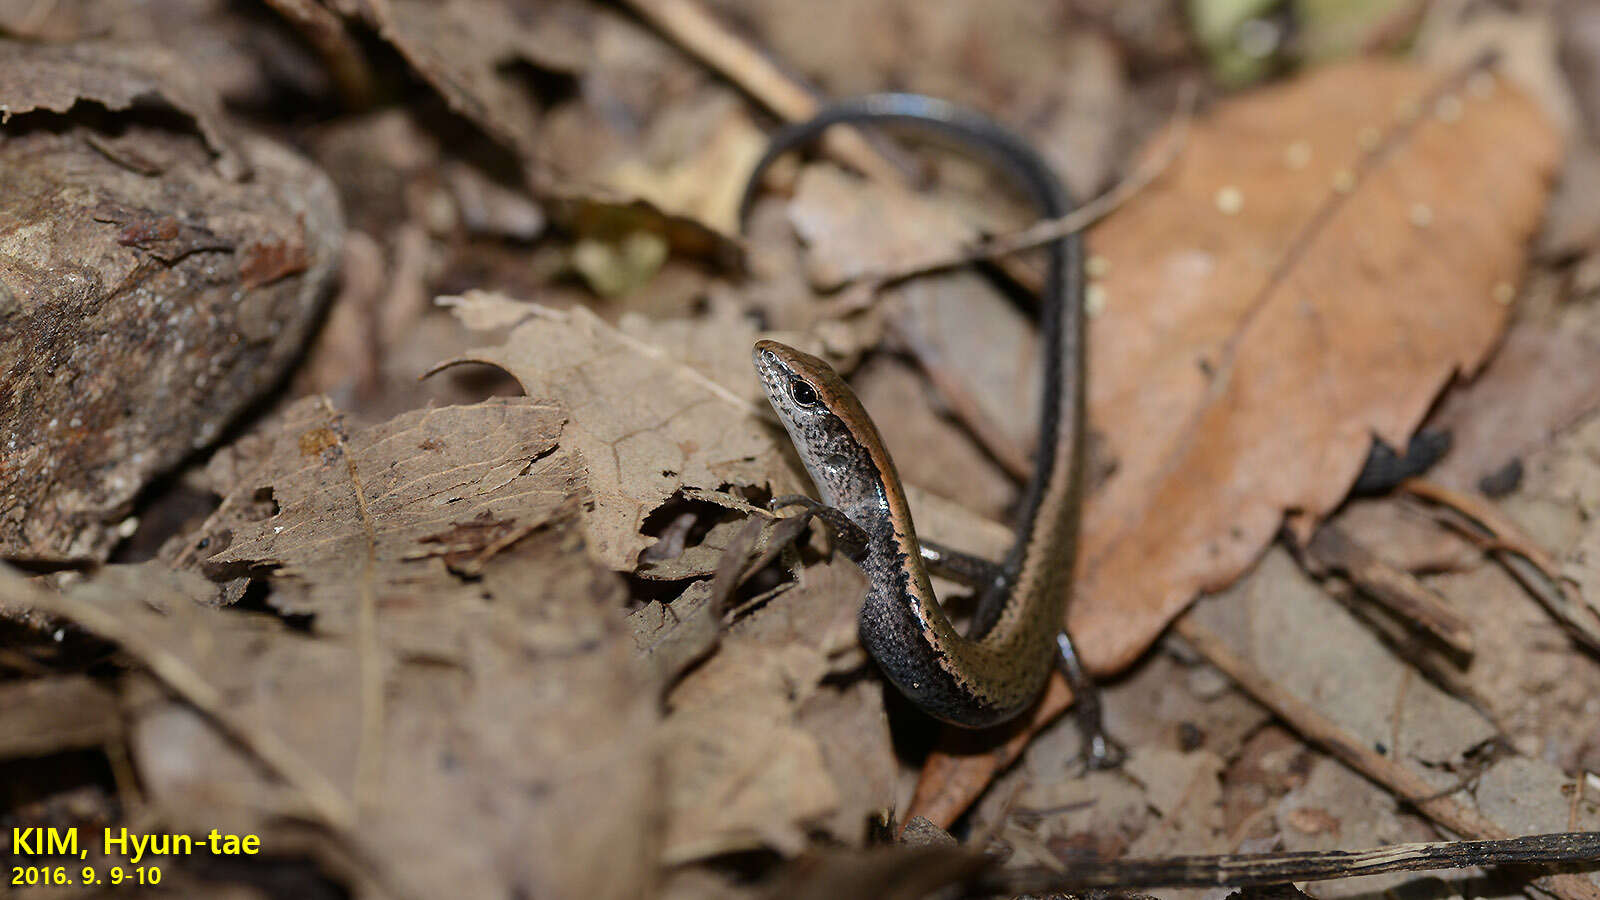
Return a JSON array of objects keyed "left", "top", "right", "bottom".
[
  {"left": 857, "top": 81, "right": 1197, "bottom": 290},
  {"left": 621, "top": 0, "right": 904, "bottom": 185},
  {"left": 1401, "top": 478, "right": 1600, "bottom": 655},
  {"left": 979, "top": 832, "right": 1600, "bottom": 893},
  {"left": 1174, "top": 614, "right": 1600, "bottom": 900},
  {"left": 1305, "top": 522, "right": 1475, "bottom": 656}
]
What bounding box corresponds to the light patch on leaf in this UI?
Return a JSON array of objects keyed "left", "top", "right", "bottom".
[{"left": 442, "top": 299, "right": 800, "bottom": 569}]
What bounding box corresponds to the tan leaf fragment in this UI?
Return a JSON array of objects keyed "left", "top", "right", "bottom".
[
  {"left": 630, "top": 579, "right": 721, "bottom": 680},
  {"left": 786, "top": 165, "right": 982, "bottom": 289},
  {"left": 1124, "top": 747, "right": 1226, "bottom": 856},
  {"left": 660, "top": 554, "right": 878, "bottom": 860},
  {"left": 605, "top": 93, "right": 768, "bottom": 236},
  {"left": 7, "top": 492, "right": 660, "bottom": 899},
  {"left": 1074, "top": 60, "right": 1561, "bottom": 672},
  {"left": 0, "top": 39, "right": 249, "bottom": 177},
  {"left": 0, "top": 675, "right": 120, "bottom": 759},
  {"left": 661, "top": 702, "right": 838, "bottom": 862},
  {"left": 195, "top": 396, "right": 577, "bottom": 649},
  {"left": 441, "top": 301, "right": 794, "bottom": 569}
]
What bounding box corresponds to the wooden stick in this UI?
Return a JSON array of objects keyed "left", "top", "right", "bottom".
[
  {"left": 980, "top": 831, "right": 1600, "bottom": 893},
  {"left": 1174, "top": 614, "right": 1600, "bottom": 900},
  {"left": 622, "top": 0, "right": 904, "bottom": 184}
]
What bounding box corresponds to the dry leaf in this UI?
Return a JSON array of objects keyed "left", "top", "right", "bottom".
[
  {"left": 605, "top": 93, "right": 767, "bottom": 236},
  {"left": 1073, "top": 60, "right": 1560, "bottom": 672},
  {"left": 0, "top": 39, "right": 250, "bottom": 177},
  {"left": 352, "top": 0, "right": 591, "bottom": 161},
  {"left": 1124, "top": 747, "right": 1225, "bottom": 855},
  {"left": 358, "top": 0, "right": 743, "bottom": 266},
  {"left": 1425, "top": 295, "right": 1600, "bottom": 491},
  {"left": 442, "top": 299, "right": 791, "bottom": 568},
  {"left": 0, "top": 675, "right": 120, "bottom": 759},
  {"left": 4, "top": 485, "right": 660, "bottom": 898},
  {"left": 195, "top": 396, "right": 576, "bottom": 646},
  {"left": 787, "top": 166, "right": 982, "bottom": 289},
  {"left": 661, "top": 559, "right": 871, "bottom": 860},
  {"left": 434, "top": 292, "right": 900, "bottom": 859}
]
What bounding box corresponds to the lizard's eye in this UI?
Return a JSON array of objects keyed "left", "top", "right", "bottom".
[{"left": 789, "top": 379, "right": 819, "bottom": 408}]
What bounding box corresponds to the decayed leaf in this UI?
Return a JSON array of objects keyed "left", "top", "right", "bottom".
[
  {"left": 0, "top": 41, "right": 343, "bottom": 563},
  {"left": 3, "top": 467, "right": 660, "bottom": 898},
  {"left": 0, "top": 3, "right": 335, "bottom": 107},
  {"left": 1432, "top": 411, "right": 1600, "bottom": 751},
  {"left": 359, "top": 0, "right": 743, "bottom": 266},
  {"left": 1199, "top": 549, "right": 1498, "bottom": 775},
  {"left": 194, "top": 396, "right": 575, "bottom": 645},
  {"left": 441, "top": 296, "right": 792, "bottom": 568},
  {"left": 0, "top": 675, "right": 120, "bottom": 759},
  {"left": 661, "top": 558, "right": 875, "bottom": 860},
  {"left": 605, "top": 93, "right": 768, "bottom": 237},
  {"left": 786, "top": 165, "right": 982, "bottom": 289},
  {"left": 1186, "top": 546, "right": 1600, "bottom": 892},
  {"left": 352, "top": 0, "right": 592, "bottom": 160},
  {"left": 1072, "top": 60, "right": 1560, "bottom": 672},
  {"left": 1424, "top": 292, "right": 1600, "bottom": 491},
  {"left": 434, "top": 291, "right": 898, "bottom": 858},
  {"left": 0, "top": 40, "right": 249, "bottom": 178}
]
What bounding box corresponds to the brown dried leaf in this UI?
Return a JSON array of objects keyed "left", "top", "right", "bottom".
[
  {"left": 661, "top": 698, "right": 839, "bottom": 860},
  {"left": 361, "top": 0, "right": 743, "bottom": 265},
  {"left": 1187, "top": 545, "right": 1600, "bottom": 892},
  {"left": 354, "top": 0, "right": 592, "bottom": 160},
  {"left": 1329, "top": 499, "right": 1482, "bottom": 574},
  {"left": 0, "top": 43, "right": 343, "bottom": 563},
  {"left": 1124, "top": 747, "right": 1226, "bottom": 855},
  {"left": 630, "top": 579, "right": 721, "bottom": 681},
  {"left": 0, "top": 675, "right": 120, "bottom": 759},
  {"left": 1193, "top": 549, "right": 1498, "bottom": 781},
  {"left": 787, "top": 166, "right": 981, "bottom": 289},
  {"left": 1073, "top": 61, "right": 1560, "bottom": 672},
  {"left": 4, "top": 489, "right": 659, "bottom": 898},
  {"left": 605, "top": 93, "right": 768, "bottom": 237},
  {"left": 0, "top": 39, "right": 249, "bottom": 178},
  {"left": 1436, "top": 412, "right": 1600, "bottom": 761},
  {"left": 194, "top": 396, "right": 574, "bottom": 645},
  {"left": 661, "top": 558, "right": 869, "bottom": 859},
  {"left": 441, "top": 298, "right": 793, "bottom": 568},
  {"left": 1425, "top": 294, "right": 1600, "bottom": 491},
  {"left": 434, "top": 292, "right": 900, "bottom": 857},
  {"left": 0, "top": 1, "right": 335, "bottom": 106}
]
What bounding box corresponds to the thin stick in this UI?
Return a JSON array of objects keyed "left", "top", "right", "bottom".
[
  {"left": 1174, "top": 615, "right": 1600, "bottom": 900},
  {"left": 860, "top": 81, "right": 1197, "bottom": 290},
  {"left": 622, "top": 0, "right": 904, "bottom": 185},
  {"left": 981, "top": 832, "right": 1600, "bottom": 893}
]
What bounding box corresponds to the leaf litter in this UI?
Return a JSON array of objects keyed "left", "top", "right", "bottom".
[{"left": 5, "top": 3, "right": 1600, "bottom": 900}]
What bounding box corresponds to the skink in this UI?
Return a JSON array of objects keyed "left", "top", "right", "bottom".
[{"left": 743, "top": 95, "right": 1110, "bottom": 748}]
